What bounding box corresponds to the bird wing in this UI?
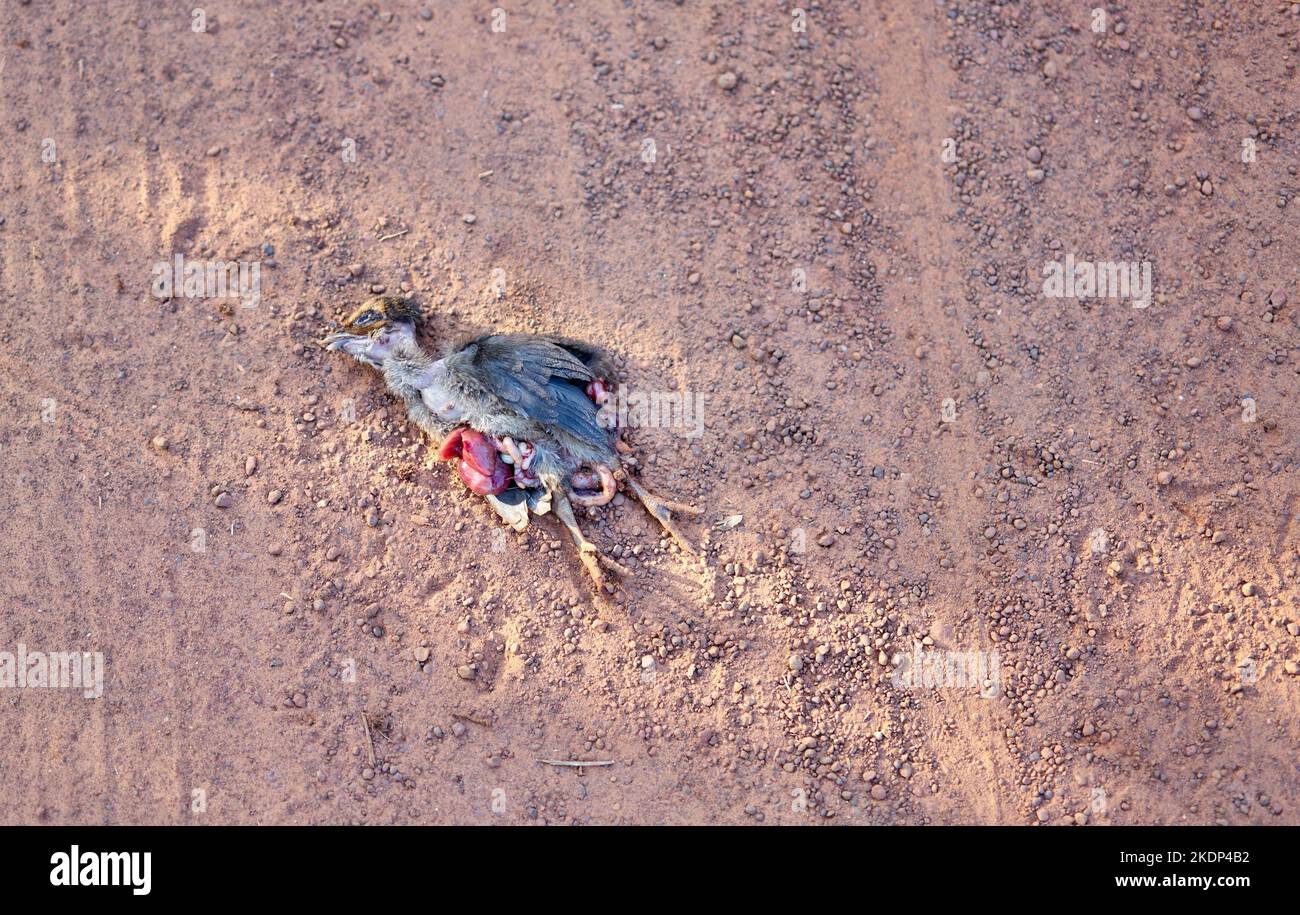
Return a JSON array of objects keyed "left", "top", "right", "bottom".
[{"left": 442, "top": 334, "right": 608, "bottom": 447}]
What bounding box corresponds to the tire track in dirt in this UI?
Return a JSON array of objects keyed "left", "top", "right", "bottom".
[
  {"left": 0, "top": 4, "right": 78, "bottom": 824},
  {"left": 865, "top": 5, "right": 1012, "bottom": 824},
  {"left": 53, "top": 8, "right": 114, "bottom": 824},
  {"left": 132, "top": 1, "right": 196, "bottom": 824},
  {"left": 3, "top": 2, "right": 199, "bottom": 824}
]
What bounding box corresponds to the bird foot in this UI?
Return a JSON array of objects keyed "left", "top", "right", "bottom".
[
  {"left": 576, "top": 543, "right": 632, "bottom": 590},
  {"left": 589, "top": 544, "right": 633, "bottom": 576},
  {"left": 552, "top": 490, "right": 625, "bottom": 594},
  {"left": 623, "top": 477, "right": 701, "bottom": 556}
]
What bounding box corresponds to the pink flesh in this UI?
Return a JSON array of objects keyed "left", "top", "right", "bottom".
[
  {"left": 439, "top": 426, "right": 510, "bottom": 495},
  {"left": 437, "top": 427, "right": 465, "bottom": 461},
  {"left": 458, "top": 429, "right": 498, "bottom": 477},
  {"left": 458, "top": 458, "right": 509, "bottom": 495},
  {"left": 437, "top": 382, "right": 611, "bottom": 499},
  {"left": 570, "top": 464, "right": 617, "bottom": 506}
]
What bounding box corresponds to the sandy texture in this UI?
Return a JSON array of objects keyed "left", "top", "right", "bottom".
[{"left": 1, "top": 1, "right": 1297, "bottom": 825}]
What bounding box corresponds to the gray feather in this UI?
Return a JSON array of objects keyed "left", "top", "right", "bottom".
[{"left": 440, "top": 334, "right": 615, "bottom": 466}]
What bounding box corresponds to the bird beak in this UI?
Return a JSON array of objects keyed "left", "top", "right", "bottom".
[
  {"left": 320, "top": 330, "right": 383, "bottom": 367},
  {"left": 320, "top": 330, "right": 356, "bottom": 351}
]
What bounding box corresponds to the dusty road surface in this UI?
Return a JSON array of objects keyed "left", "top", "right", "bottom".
[{"left": 1, "top": 1, "right": 1297, "bottom": 825}]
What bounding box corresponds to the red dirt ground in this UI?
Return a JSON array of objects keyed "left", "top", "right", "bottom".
[{"left": 1, "top": 1, "right": 1297, "bottom": 824}]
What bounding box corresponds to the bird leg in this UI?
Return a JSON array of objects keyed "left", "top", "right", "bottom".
[
  {"left": 622, "top": 476, "right": 702, "bottom": 556},
  {"left": 551, "top": 488, "right": 629, "bottom": 592}
]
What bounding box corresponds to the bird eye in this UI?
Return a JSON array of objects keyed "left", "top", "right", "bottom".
[{"left": 354, "top": 310, "right": 380, "bottom": 327}]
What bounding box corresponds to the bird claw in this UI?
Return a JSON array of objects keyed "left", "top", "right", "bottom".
[
  {"left": 552, "top": 490, "right": 624, "bottom": 594},
  {"left": 589, "top": 546, "right": 632, "bottom": 577},
  {"left": 575, "top": 551, "right": 610, "bottom": 592},
  {"left": 624, "top": 477, "right": 700, "bottom": 556}
]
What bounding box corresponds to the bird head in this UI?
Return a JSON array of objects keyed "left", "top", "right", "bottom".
[{"left": 321, "top": 296, "right": 421, "bottom": 368}]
